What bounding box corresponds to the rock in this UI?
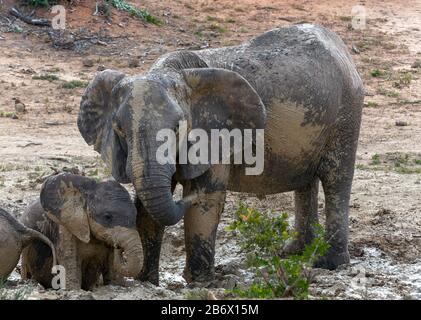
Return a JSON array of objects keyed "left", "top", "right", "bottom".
[
  {"left": 395, "top": 120, "right": 408, "bottom": 126},
  {"left": 411, "top": 60, "right": 421, "bottom": 68},
  {"left": 221, "top": 275, "right": 238, "bottom": 290},
  {"left": 128, "top": 59, "right": 140, "bottom": 68},
  {"left": 13, "top": 97, "right": 26, "bottom": 113},
  {"left": 82, "top": 59, "right": 94, "bottom": 67},
  {"left": 351, "top": 44, "right": 360, "bottom": 54}
]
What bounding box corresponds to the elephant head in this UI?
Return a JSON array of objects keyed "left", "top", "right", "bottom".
[
  {"left": 78, "top": 63, "right": 266, "bottom": 226},
  {"left": 40, "top": 173, "right": 142, "bottom": 277}
]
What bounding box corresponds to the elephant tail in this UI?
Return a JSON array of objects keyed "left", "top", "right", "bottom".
[{"left": 24, "top": 228, "right": 57, "bottom": 268}]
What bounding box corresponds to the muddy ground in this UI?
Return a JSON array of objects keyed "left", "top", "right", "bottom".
[{"left": 0, "top": 0, "right": 420, "bottom": 300}]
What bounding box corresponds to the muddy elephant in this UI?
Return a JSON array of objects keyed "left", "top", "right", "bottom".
[
  {"left": 77, "top": 24, "right": 364, "bottom": 284},
  {"left": 20, "top": 173, "right": 142, "bottom": 290},
  {"left": 0, "top": 208, "right": 56, "bottom": 281}
]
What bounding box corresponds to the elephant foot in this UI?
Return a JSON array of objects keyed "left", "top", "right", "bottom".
[
  {"left": 183, "top": 268, "right": 215, "bottom": 286},
  {"left": 137, "top": 269, "right": 159, "bottom": 286},
  {"left": 313, "top": 250, "right": 350, "bottom": 270},
  {"left": 282, "top": 239, "right": 305, "bottom": 256}
]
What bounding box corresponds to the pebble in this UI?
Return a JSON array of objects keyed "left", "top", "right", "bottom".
[
  {"left": 395, "top": 120, "right": 408, "bottom": 127},
  {"left": 82, "top": 59, "right": 94, "bottom": 67}
]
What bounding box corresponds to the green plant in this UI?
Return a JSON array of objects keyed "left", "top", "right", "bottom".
[
  {"left": 227, "top": 204, "right": 329, "bottom": 299},
  {"left": 32, "top": 74, "right": 59, "bottom": 82},
  {"left": 370, "top": 69, "right": 384, "bottom": 77},
  {"left": 208, "top": 23, "right": 226, "bottom": 33},
  {"left": 371, "top": 154, "right": 381, "bottom": 165},
  {"left": 365, "top": 101, "right": 379, "bottom": 108},
  {"left": 193, "top": 30, "right": 204, "bottom": 38},
  {"left": 393, "top": 71, "right": 413, "bottom": 88},
  {"left": 206, "top": 15, "right": 218, "bottom": 22},
  {"left": 62, "top": 80, "right": 89, "bottom": 89},
  {"left": 0, "top": 111, "right": 14, "bottom": 118},
  {"left": 25, "top": 0, "right": 57, "bottom": 7},
  {"left": 108, "top": 0, "right": 160, "bottom": 25},
  {"left": 377, "top": 87, "right": 400, "bottom": 98},
  {"left": 338, "top": 16, "right": 351, "bottom": 22}
]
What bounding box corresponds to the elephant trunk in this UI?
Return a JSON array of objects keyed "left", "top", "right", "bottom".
[
  {"left": 130, "top": 154, "right": 191, "bottom": 226},
  {"left": 113, "top": 228, "right": 143, "bottom": 277}
]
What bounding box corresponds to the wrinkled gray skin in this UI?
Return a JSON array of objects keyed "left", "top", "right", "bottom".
[
  {"left": 20, "top": 173, "right": 142, "bottom": 290},
  {"left": 0, "top": 208, "right": 56, "bottom": 281},
  {"left": 78, "top": 24, "right": 364, "bottom": 284}
]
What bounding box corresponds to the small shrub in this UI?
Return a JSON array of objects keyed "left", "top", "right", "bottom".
[
  {"left": 227, "top": 204, "right": 329, "bottom": 299},
  {"left": 208, "top": 23, "right": 227, "bottom": 33},
  {"left": 393, "top": 71, "right": 413, "bottom": 88},
  {"left": 377, "top": 87, "right": 400, "bottom": 98},
  {"left": 370, "top": 69, "right": 384, "bottom": 77},
  {"left": 62, "top": 80, "right": 89, "bottom": 89},
  {"left": 371, "top": 154, "right": 381, "bottom": 165},
  {"left": 108, "top": 0, "right": 161, "bottom": 25},
  {"left": 339, "top": 16, "right": 351, "bottom": 22},
  {"left": 0, "top": 111, "right": 14, "bottom": 118},
  {"left": 25, "top": 0, "right": 57, "bottom": 7},
  {"left": 206, "top": 16, "right": 218, "bottom": 22},
  {"left": 193, "top": 30, "right": 204, "bottom": 38},
  {"left": 365, "top": 101, "right": 379, "bottom": 108},
  {"left": 32, "top": 74, "right": 59, "bottom": 82}
]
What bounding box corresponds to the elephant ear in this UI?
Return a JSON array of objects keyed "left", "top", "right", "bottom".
[
  {"left": 179, "top": 68, "right": 266, "bottom": 179},
  {"left": 77, "top": 69, "right": 130, "bottom": 183},
  {"left": 40, "top": 173, "right": 96, "bottom": 243},
  {"left": 77, "top": 69, "right": 126, "bottom": 154}
]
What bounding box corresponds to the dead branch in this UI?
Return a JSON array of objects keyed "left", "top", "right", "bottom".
[{"left": 9, "top": 7, "right": 51, "bottom": 27}]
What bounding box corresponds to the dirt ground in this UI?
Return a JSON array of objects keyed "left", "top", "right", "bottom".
[{"left": 0, "top": 0, "right": 420, "bottom": 300}]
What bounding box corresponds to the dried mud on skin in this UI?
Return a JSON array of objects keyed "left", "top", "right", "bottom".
[{"left": 0, "top": 0, "right": 420, "bottom": 299}]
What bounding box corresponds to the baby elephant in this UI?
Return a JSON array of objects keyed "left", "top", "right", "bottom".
[
  {"left": 20, "top": 173, "right": 142, "bottom": 290},
  {"left": 0, "top": 208, "right": 56, "bottom": 281}
]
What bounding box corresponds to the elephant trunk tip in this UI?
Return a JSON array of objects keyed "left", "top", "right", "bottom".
[{"left": 113, "top": 230, "right": 143, "bottom": 278}]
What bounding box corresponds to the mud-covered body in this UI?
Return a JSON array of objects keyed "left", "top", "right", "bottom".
[
  {"left": 154, "top": 25, "right": 363, "bottom": 194},
  {"left": 78, "top": 24, "right": 364, "bottom": 284},
  {"left": 21, "top": 201, "right": 114, "bottom": 290},
  {"left": 0, "top": 208, "right": 56, "bottom": 281},
  {"left": 20, "top": 174, "right": 143, "bottom": 290}
]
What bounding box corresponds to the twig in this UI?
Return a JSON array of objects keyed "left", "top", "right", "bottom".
[
  {"left": 9, "top": 7, "right": 51, "bottom": 27},
  {"left": 17, "top": 142, "right": 42, "bottom": 148}
]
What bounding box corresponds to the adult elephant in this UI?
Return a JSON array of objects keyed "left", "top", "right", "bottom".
[{"left": 78, "top": 24, "right": 364, "bottom": 285}]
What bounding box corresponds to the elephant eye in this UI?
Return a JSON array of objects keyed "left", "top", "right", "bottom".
[
  {"left": 104, "top": 213, "right": 113, "bottom": 222},
  {"left": 112, "top": 121, "right": 126, "bottom": 139}
]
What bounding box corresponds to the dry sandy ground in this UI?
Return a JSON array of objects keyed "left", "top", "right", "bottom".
[{"left": 0, "top": 0, "right": 420, "bottom": 300}]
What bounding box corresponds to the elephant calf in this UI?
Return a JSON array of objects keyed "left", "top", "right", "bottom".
[
  {"left": 0, "top": 208, "right": 56, "bottom": 281},
  {"left": 20, "top": 173, "right": 142, "bottom": 290}
]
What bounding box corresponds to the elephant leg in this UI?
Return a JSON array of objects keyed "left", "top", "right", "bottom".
[
  {"left": 183, "top": 164, "right": 230, "bottom": 284},
  {"left": 285, "top": 178, "right": 320, "bottom": 255},
  {"left": 57, "top": 225, "right": 82, "bottom": 290},
  {"left": 316, "top": 122, "right": 360, "bottom": 269},
  {"left": 20, "top": 247, "right": 30, "bottom": 280},
  {"left": 103, "top": 250, "right": 125, "bottom": 286},
  {"left": 135, "top": 197, "right": 164, "bottom": 286}
]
